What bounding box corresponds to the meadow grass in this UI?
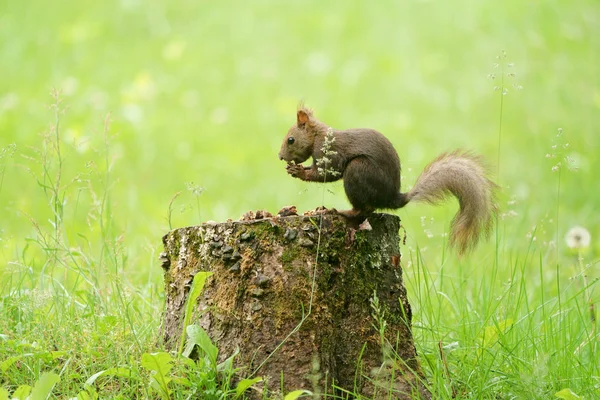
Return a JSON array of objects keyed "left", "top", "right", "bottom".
[{"left": 1, "top": 0, "right": 599, "bottom": 398}]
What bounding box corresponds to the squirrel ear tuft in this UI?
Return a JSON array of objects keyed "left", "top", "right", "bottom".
[
  {"left": 296, "top": 102, "right": 313, "bottom": 127},
  {"left": 297, "top": 109, "right": 310, "bottom": 127}
]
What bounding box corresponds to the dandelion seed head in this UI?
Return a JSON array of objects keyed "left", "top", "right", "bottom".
[{"left": 565, "top": 226, "right": 591, "bottom": 249}]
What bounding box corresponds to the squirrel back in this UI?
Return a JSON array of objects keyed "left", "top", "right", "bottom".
[{"left": 279, "top": 106, "right": 498, "bottom": 254}]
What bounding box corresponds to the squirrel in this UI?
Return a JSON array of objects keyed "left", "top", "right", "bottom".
[{"left": 278, "top": 106, "right": 498, "bottom": 254}]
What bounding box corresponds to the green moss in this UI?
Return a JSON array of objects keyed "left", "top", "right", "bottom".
[{"left": 281, "top": 246, "right": 301, "bottom": 266}]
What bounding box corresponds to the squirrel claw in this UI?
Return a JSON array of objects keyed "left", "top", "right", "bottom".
[{"left": 286, "top": 163, "right": 305, "bottom": 178}]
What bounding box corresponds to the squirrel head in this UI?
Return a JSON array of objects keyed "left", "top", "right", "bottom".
[{"left": 278, "top": 107, "right": 317, "bottom": 164}]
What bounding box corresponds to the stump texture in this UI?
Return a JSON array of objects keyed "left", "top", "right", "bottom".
[{"left": 161, "top": 213, "right": 429, "bottom": 399}]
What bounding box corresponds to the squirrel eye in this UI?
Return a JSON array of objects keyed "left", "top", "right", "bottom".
[{"left": 287, "top": 137, "right": 295, "bottom": 145}]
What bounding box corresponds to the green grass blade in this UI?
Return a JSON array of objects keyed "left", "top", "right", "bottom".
[
  {"left": 29, "top": 372, "right": 60, "bottom": 400},
  {"left": 234, "top": 377, "right": 262, "bottom": 398},
  {"left": 178, "top": 271, "right": 213, "bottom": 355},
  {"left": 283, "top": 389, "right": 312, "bottom": 400}
]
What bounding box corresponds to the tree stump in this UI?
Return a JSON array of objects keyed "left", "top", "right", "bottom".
[{"left": 160, "top": 212, "right": 429, "bottom": 399}]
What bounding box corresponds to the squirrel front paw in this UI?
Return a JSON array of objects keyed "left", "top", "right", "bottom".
[{"left": 286, "top": 162, "right": 306, "bottom": 179}]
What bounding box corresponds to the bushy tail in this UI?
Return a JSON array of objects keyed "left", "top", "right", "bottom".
[{"left": 405, "top": 150, "right": 498, "bottom": 254}]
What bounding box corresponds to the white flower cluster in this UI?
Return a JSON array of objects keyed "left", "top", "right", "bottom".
[{"left": 316, "top": 127, "right": 341, "bottom": 179}]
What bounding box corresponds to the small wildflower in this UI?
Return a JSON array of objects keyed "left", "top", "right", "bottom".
[
  {"left": 316, "top": 127, "right": 341, "bottom": 179},
  {"left": 500, "top": 210, "right": 518, "bottom": 220},
  {"left": 525, "top": 228, "right": 536, "bottom": 241},
  {"left": 565, "top": 226, "right": 591, "bottom": 249},
  {"left": 185, "top": 182, "right": 204, "bottom": 197},
  {"left": 548, "top": 128, "right": 577, "bottom": 172},
  {"left": 0, "top": 143, "right": 17, "bottom": 160},
  {"left": 490, "top": 51, "right": 521, "bottom": 94}
]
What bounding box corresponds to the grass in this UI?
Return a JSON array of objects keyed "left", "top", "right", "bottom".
[{"left": 1, "top": 0, "right": 599, "bottom": 398}]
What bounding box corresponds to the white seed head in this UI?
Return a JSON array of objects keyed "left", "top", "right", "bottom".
[{"left": 565, "top": 226, "right": 591, "bottom": 249}]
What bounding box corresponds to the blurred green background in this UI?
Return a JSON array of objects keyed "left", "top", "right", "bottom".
[
  {"left": 0, "top": 1, "right": 599, "bottom": 397},
  {"left": 0, "top": 0, "right": 598, "bottom": 278}
]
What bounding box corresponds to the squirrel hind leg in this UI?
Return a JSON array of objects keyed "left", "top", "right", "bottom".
[
  {"left": 343, "top": 157, "right": 400, "bottom": 211},
  {"left": 337, "top": 208, "right": 373, "bottom": 225},
  {"left": 337, "top": 208, "right": 372, "bottom": 219}
]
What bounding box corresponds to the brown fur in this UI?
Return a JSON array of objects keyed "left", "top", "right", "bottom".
[{"left": 278, "top": 106, "right": 498, "bottom": 255}]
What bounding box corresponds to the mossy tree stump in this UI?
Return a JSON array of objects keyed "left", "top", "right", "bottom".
[{"left": 161, "top": 212, "right": 429, "bottom": 399}]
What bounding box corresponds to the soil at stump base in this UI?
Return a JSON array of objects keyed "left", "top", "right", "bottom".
[{"left": 160, "top": 211, "right": 430, "bottom": 399}]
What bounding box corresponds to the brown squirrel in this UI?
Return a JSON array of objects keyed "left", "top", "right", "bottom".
[{"left": 278, "top": 106, "right": 498, "bottom": 254}]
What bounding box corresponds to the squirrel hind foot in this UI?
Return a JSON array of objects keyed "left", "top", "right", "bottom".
[{"left": 337, "top": 208, "right": 373, "bottom": 224}]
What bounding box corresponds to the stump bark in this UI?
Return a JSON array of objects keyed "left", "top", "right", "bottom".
[{"left": 161, "top": 213, "right": 429, "bottom": 399}]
